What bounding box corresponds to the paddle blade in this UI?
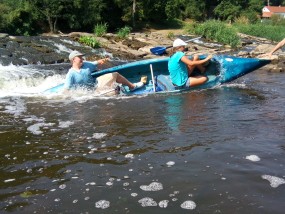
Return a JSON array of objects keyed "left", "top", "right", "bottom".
[{"left": 150, "top": 46, "right": 166, "bottom": 55}]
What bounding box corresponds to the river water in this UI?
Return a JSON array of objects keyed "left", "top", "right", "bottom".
[{"left": 1, "top": 60, "right": 285, "bottom": 214}]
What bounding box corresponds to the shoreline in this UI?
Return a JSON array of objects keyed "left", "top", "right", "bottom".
[{"left": 0, "top": 30, "right": 284, "bottom": 72}]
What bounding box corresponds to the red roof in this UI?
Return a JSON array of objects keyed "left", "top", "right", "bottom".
[
  {"left": 264, "top": 6, "right": 285, "bottom": 13},
  {"left": 262, "top": 6, "right": 285, "bottom": 18}
]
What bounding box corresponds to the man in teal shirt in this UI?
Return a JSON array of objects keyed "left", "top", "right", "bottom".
[{"left": 168, "top": 39, "right": 212, "bottom": 88}]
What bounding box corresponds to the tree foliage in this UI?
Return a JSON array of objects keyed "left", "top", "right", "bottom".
[{"left": 0, "top": 0, "right": 277, "bottom": 35}]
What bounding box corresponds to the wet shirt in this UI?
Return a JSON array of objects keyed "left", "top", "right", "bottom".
[
  {"left": 168, "top": 51, "right": 188, "bottom": 86},
  {"left": 64, "top": 62, "right": 98, "bottom": 89}
]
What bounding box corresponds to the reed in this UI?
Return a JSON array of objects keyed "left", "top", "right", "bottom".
[{"left": 185, "top": 20, "right": 240, "bottom": 48}]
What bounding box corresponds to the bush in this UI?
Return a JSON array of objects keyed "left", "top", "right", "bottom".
[
  {"left": 234, "top": 16, "right": 250, "bottom": 25},
  {"left": 269, "top": 14, "right": 285, "bottom": 26},
  {"left": 188, "top": 20, "right": 240, "bottom": 48},
  {"left": 117, "top": 26, "right": 131, "bottom": 39},
  {"left": 79, "top": 36, "right": 101, "bottom": 48},
  {"left": 167, "top": 31, "right": 175, "bottom": 39},
  {"left": 94, "top": 23, "right": 108, "bottom": 37}
]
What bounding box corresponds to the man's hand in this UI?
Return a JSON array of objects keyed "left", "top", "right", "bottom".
[{"left": 97, "top": 57, "right": 110, "bottom": 65}]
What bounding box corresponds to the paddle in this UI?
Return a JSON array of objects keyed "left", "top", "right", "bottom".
[{"left": 150, "top": 37, "right": 201, "bottom": 55}]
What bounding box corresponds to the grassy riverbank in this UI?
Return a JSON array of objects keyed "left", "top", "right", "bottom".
[{"left": 183, "top": 20, "right": 285, "bottom": 48}]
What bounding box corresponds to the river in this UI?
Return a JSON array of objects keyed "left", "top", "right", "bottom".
[{"left": 0, "top": 58, "right": 285, "bottom": 213}]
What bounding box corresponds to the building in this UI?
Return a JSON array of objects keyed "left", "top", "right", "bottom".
[{"left": 262, "top": 6, "right": 285, "bottom": 18}]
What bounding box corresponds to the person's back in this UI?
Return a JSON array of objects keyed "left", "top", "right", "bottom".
[
  {"left": 167, "top": 38, "right": 211, "bottom": 88},
  {"left": 168, "top": 51, "right": 188, "bottom": 86}
]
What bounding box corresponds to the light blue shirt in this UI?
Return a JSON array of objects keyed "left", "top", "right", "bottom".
[
  {"left": 168, "top": 52, "right": 188, "bottom": 86},
  {"left": 64, "top": 62, "right": 98, "bottom": 89}
]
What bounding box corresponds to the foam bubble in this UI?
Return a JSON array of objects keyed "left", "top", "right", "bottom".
[
  {"left": 58, "top": 121, "right": 74, "bottom": 128},
  {"left": 138, "top": 197, "right": 157, "bottom": 207},
  {"left": 246, "top": 155, "right": 260, "bottom": 162},
  {"left": 95, "top": 200, "right": 110, "bottom": 209},
  {"left": 4, "top": 179, "right": 15, "bottom": 183},
  {"left": 262, "top": 175, "right": 285, "bottom": 188},
  {"left": 125, "top": 154, "right": 134, "bottom": 159},
  {"left": 106, "top": 182, "right": 113, "bottom": 186},
  {"left": 92, "top": 133, "right": 107, "bottom": 139},
  {"left": 59, "top": 184, "right": 66, "bottom": 189},
  {"left": 27, "top": 122, "right": 55, "bottom": 135},
  {"left": 159, "top": 200, "right": 169, "bottom": 208},
  {"left": 140, "top": 182, "right": 163, "bottom": 191},
  {"left": 166, "top": 161, "right": 175, "bottom": 167},
  {"left": 181, "top": 200, "right": 196, "bottom": 210}
]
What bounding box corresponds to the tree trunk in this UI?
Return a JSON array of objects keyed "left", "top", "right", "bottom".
[
  {"left": 53, "top": 17, "right": 58, "bottom": 33},
  {"left": 132, "top": 0, "right": 136, "bottom": 28},
  {"left": 47, "top": 16, "right": 54, "bottom": 33}
]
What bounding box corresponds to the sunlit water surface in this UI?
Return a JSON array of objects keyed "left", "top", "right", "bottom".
[{"left": 1, "top": 66, "right": 285, "bottom": 213}]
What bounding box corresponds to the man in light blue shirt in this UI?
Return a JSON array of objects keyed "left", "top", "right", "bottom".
[{"left": 64, "top": 50, "right": 143, "bottom": 92}]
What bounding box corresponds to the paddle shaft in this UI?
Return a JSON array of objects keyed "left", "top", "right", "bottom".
[
  {"left": 150, "top": 36, "right": 201, "bottom": 55},
  {"left": 150, "top": 64, "right": 156, "bottom": 92}
]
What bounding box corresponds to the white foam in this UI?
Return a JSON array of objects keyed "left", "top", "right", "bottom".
[
  {"left": 4, "top": 179, "right": 15, "bottom": 183},
  {"left": 140, "top": 182, "right": 163, "bottom": 191},
  {"left": 3, "top": 98, "right": 27, "bottom": 116},
  {"left": 106, "top": 182, "right": 113, "bottom": 186},
  {"left": 181, "top": 200, "right": 196, "bottom": 210},
  {"left": 246, "top": 155, "right": 260, "bottom": 162},
  {"left": 92, "top": 133, "right": 107, "bottom": 139},
  {"left": 125, "top": 154, "right": 134, "bottom": 159},
  {"left": 59, "top": 184, "right": 66, "bottom": 189},
  {"left": 27, "top": 122, "right": 55, "bottom": 135},
  {"left": 0, "top": 64, "right": 64, "bottom": 96},
  {"left": 166, "top": 161, "right": 175, "bottom": 167},
  {"left": 262, "top": 175, "right": 285, "bottom": 188},
  {"left": 138, "top": 197, "right": 157, "bottom": 207},
  {"left": 159, "top": 200, "right": 169, "bottom": 208},
  {"left": 95, "top": 200, "right": 110, "bottom": 209},
  {"left": 58, "top": 121, "right": 74, "bottom": 128}
]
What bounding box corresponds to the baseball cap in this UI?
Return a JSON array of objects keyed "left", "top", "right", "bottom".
[
  {"left": 69, "top": 50, "right": 85, "bottom": 60},
  {"left": 173, "top": 38, "right": 187, "bottom": 47}
]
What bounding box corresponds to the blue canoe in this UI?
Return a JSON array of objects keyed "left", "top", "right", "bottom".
[{"left": 43, "top": 55, "right": 271, "bottom": 95}]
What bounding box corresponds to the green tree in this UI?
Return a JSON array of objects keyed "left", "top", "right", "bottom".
[
  {"left": 214, "top": 0, "right": 242, "bottom": 21},
  {"left": 241, "top": 0, "right": 264, "bottom": 23},
  {"left": 27, "top": 0, "right": 66, "bottom": 33},
  {"left": 182, "top": 0, "right": 207, "bottom": 21},
  {"left": 0, "top": 3, "right": 10, "bottom": 31},
  {"left": 165, "top": 0, "right": 182, "bottom": 20}
]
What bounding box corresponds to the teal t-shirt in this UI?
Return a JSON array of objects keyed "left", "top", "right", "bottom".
[
  {"left": 64, "top": 62, "right": 98, "bottom": 89},
  {"left": 168, "top": 52, "right": 188, "bottom": 86}
]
